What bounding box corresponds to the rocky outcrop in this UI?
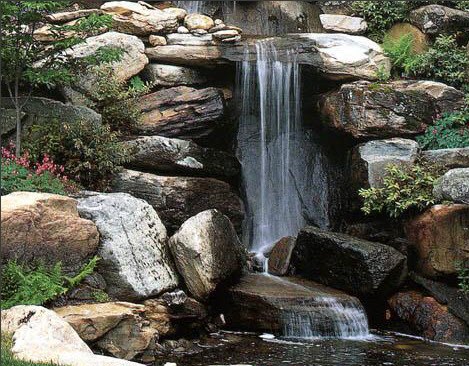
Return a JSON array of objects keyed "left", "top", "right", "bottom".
[
  {"left": 320, "top": 14, "right": 367, "bottom": 34},
  {"left": 1, "top": 192, "right": 99, "bottom": 275},
  {"left": 112, "top": 169, "right": 244, "bottom": 233},
  {"left": 77, "top": 193, "right": 179, "bottom": 301},
  {"left": 422, "top": 148, "right": 469, "bottom": 171},
  {"left": 434, "top": 168, "right": 469, "bottom": 204},
  {"left": 267, "top": 236, "right": 296, "bottom": 276},
  {"left": 292, "top": 226, "right": 407, "bottom": 297},
  {"left": 386, "top": 23, "right": 429, "bottom": 54},
  {"left": 169, "top": 210, "right": 246, "bottom": 301},
  {"left": 134, "top": 86, "right": 225, "bottom": 139},
  {"left": 1, "top": 305, "right": 143, "bottom": 366},
  {"left": 351, "top": 138, "right": 420, "bottom": 189},
  {"left": 388, "top": 291, "right": 469, "bottom": 344},
  {"left": 141, "top": 64, "right": 207, "bottom": 87},
  {"left": 405, "top": 204, "right": 469, "bottom": 279},
  {"left": 124, "top": 136, "right": 240, "bottom": 178},
  {"left": 319, "top": 80, "right": 464, "bottom": 139},
  {"left": 410, "top": 5, "right": 469, "bottom": 34}
]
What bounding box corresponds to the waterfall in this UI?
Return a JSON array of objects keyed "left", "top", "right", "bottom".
[{"left": 175, "top": 1, "right": 204, "bottom": 13}]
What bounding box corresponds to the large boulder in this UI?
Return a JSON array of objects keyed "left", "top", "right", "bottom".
[
  {"left": 267, "top": 236, "right": 296, "bottom": 276},
  {"left": 319, "top": 14, "right": 367, "bottom": 34},
  {"left": 291, "top": 226, "right": 407, "bottom": 297},
  {"left": 351, "top": 138, "right": 420, "bottom": 189},
  {"left": 134, "top": 86, "right": 226, "bottom": 139},
  {"left": 434, "top": 168, "right": 469, "bottom": 204},
  {"left": 1, "top": 192, "right": 99, "bottom": 275},
  {"left": 410, "top": 5, "right": 469, "bottom": 34},
  {"left": 405, "top": 204, "right": 469, "bottom": 279},
  {"left": 184, "top": 14, "right": 214, "bottom": 31},
  {"left": 112, "top": 169, "right": 244, "bottom": 233},
  {"left": 319, "top": 80, "right": 464, "bottom": 139},
  {"left": 168, "top": 209, "right": 246, "bottom": 301},
  {"left": 141, "top": 64, "right": 208, "bottom": 87},
  {"left": 1, "top": 305, "right": 144, "bottom": 366},
  {"left": 77, "top": 193, "right": 179, "bottom": 301},
  {"left": 388, "top": 291, "right": 469, "bottom": 344},
  {"left": 386, "top": 23, "right": 429, "bottom": 54},
  {"left": 124, "top": 135, "right": 240, "bottom": 178},
  {"left": 422, "top": 148, "right": 469, "bottom": 171}
]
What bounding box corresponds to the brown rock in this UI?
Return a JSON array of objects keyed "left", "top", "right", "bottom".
[
  {"left": 1, "top": 192, "right": 99, "bottom": 274},
  {"left": 45, "top": 9, "right": 104, "bottom": 23},
  {"left": 386, "top": 23, "right": 429, "bottom": 55},
  {"left": 388, "top": 291, "right": 469, "bottom": 344},
  {"left": 405, "top": 204, "right": 469, "bottom": 279},
  {"left": 267, "top": 236, "right": 296, "bottom": 276}
]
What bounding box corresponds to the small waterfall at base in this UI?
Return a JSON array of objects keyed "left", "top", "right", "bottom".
[{"left": 175, "top": 1, "right": 203, "bottom": 13}]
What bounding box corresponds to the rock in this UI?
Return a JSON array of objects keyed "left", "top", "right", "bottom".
[
  {"left": 388, "top": 291, "right": 469, "bottom": 344},
  {"left": 169, "top": 209, "right": 246, "bottom": 301},
  {"left": 214, "top": 19, "right": 223, "bottom": 26},
  {"left": 177, "top": 25, "right": 190, "bottom": 33},
  {"left": 141, "top": 63, "right": 207, "bottom": 87},
  {"left": 148, "top": 35, "right": 167, "bottom": 46},
  {"left": 101, "top": 1, "right": 149, "bottom": 15},
  {"left": 209, "top": 24, "right": 227, "bottom": 33},
  {"left": 45, "top": 9, "right": 104, "bottom": 23},
  {"left": 221, "top": 35, "right": 241, "bottom": 43},
  {"left": 1, "top": 192, "right": 99, "bottom": 275},
  {"left": 184, "top": 14, "right": 214, "bottom": 31},
  {"left": 124, "top": 135, "right": 240, "bottom": 178},
  {"left": 134, "top": 86, "right": 226, "bottom": 139},
  {"left": 410, "top": 5, "right": 469, "bottom": 34},
  {"left": 112, "top": 169, "right": 244, "bottom": 233},
  {"left": 405, "top": 204, "right": 469, "bottom": 279},
  {"left": 222, "top": 274, "right": 367, "bottom": 335},
  {"left": 0, "top": 109, "right": 22, "bottom": 136},
  {"left": 77, "top": 193, "right": 179, "bottom": 301},
  {"left": 434, "top": 168, "right": 469, "bottom": 204},
  {"left": 386, "top": 23, "right": 429, "bottom": 54},
  {"left": 319, "top": 14, "right": 367, "bottom": 34},
  {"left": 162, "top": 7, "right": 187, "bottom": 21},
  {"left": 267, "top": 237, "right": 296, "bottom": 276},
  {"left": 422, "top": 148, "right": 469, "bottom": 171},
  {"left": 166, "top": 33, "right": 214, "bottom": 46},
  {"left": 319, "top": 80, "right": 464, "bottom": 139},
  {"left": 351, "top": 138, "right": 420, "bottom": 189},
  {"left": 318, "top": 1, "right": 354, "bottom": 16},
  {"left": 192, "top": 29, "right": 208, "bottom": 36},
  {"left": 292, "top": 226, "right": 407, "bottom": 297},
  {"left": 411, "top": 273, "right": 469, "bottom": 327},
  {"left": 212, "top": 30, "right": 240, "bottom": 40}
]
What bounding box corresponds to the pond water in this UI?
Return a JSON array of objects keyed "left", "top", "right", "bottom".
[{"left": 156, "top": 332, "right": 469, "bottom": 366}]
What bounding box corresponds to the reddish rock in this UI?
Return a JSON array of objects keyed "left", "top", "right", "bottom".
[{"left": 267, "top": 236, "right": 296, "bottom": 276}]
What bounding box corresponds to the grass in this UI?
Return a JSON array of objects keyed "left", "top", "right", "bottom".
[{"left": 1, "top": 333, "right": 61, "bottom": 366}]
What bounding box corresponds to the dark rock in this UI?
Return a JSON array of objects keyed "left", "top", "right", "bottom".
[
  {"left": 112, "top": 169, "right": 244, "bottom": 234},
  {"left": 319, "top": 80, "right": 464, "bottom": 139},
  {"left": 422, "top": 148, "right": 469, "bottom": 171},
  {"left": 134, "top": 86, "right": 226, "bottom": 139},
  {"left": 434, "top": 168, "right": 469, "bottom": 205},
  {"left": 267, "top": 236, "right": 296, "bottom": 276},
  {"left": 410, "top": 5, "right": 469, "bottom": 34},
  {"left": 292, "top": 226, "right": 407, "bottom": 297},
  {"left": 388, "top": 290, "right": 469, "bottom": 344}
]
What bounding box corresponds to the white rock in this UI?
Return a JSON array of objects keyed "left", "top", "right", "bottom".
[
  {"left": 149, "top": 35, "right": 167, "bottom": 46},
  {"left": 177, "top": 25, "right": 190, "bottom": 33},
  {"left": 214, "top": 18, "right": 223, "bottom": 25},
  {"left": 192, "top": 29, "right": 208, "bottom": 35},
  {"left": 184, "top": 13, "right": 214, "bottom": 31},
  {"left": 221, "top": 35, "right": 241, "bottom": 43},
  {"left": 166, "top": 33, "right": 214, "bottom": 46},
  {"left": 163, "top": 7, "right": 187, "bottom": 20},
  {"left": 77, "top": 192, "right": 179, "bottom": 300},
  {"left": 212, "top": 30, "right": 239, "bottom": 40},
  {"left": 141, "top": 64, "right": 207, "bottom": 86},
  {"left": 320, "top": 14, "right": 368, "bottom": 34},
  {"left": 101, "top": 1, "right": 150, "bottom": 15}
]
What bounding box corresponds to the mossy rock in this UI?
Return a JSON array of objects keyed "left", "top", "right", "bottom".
[{"left": 386, "top": 23, "right": 429, "bottom": 55}]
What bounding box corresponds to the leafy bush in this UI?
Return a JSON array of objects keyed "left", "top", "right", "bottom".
[
  {"left": 25, "top": 118, "right": 132, "bottom": 190},
  {"left": 1, "top": 257, "right": 100, "bottom": 309},
  {"left": 456, "top": 1, "right": 469, "bottom": 11},
  {"left": 457, "top": 263, "right": 469, "bottom": 295},
  {"left": 417, "top": 112, "right": 469, "bottom": 150},
  {"left": 382, "top": 34, "right": 418, "bottom": 76},
  {"left": 359, "top": 163, "right": 443, "bottom": 218}
]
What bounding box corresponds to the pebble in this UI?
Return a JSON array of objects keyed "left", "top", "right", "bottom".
[{"left": 177, "top": 26, "right": 190, "bottom": 34}]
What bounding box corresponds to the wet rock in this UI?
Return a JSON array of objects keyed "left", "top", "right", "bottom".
[
  {"left": 386, "top": 23, "right": 429, "bottom": 54},
  {"left": 410, "top": 5, "right": 469, "bottom": 34},
  {"left": 434, "top": 168, "right": 469, "bottom": 204},
  {"left": 184, "top": 14, "right": 215, "bottom": 31},
  {"left": 124, "top": 135, "right": 240, "bottom": 178},
  {"left": 319, "top": 80, "right": 464, "bottom": 139},
  {"left": 388, "top": 291, "right": 469, "bottom": 344},
  {"left": 351, "top": 138, "right": 420, "bottom": 189},
  {"left": 112, "top": 169, "right": 244, "bottom": 233},
  {"left": 320, "top": 14, "right": 367, "bottom": 34},
  {"left": 141, "top": 64, "right": 207, "bottom": 86},
  {"left": 422, "top": 148, "right": 469, "bottom": 171},
  {"left": 169, "top": 209, "right": 246, "bottom": 301},
  {"left": 77, "top": 193, "right": 179, "bottom": 301},
  {"left": 134, "top": 86, "right": 226, "bottom": 139},
  {"left": 148, "top": 35, "right": 167, "bottom": 46},
  {"left": 267, "top": 236, "right": 296, "bottom": 276},
  {"left": 292, "top": 226, "right": 407, "bottom": 297},
  {"left": 405, "top": 204, "right": 469, "bottom": 279},
  {"left": 1, "top": 192, "right": 99, "bottom": 275}
]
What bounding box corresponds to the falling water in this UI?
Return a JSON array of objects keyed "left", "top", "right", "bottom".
[{"left": 175, "top": 1, "right": 204, "bottom": 13}]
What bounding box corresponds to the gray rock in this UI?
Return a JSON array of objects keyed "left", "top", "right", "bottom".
[
  {"left": 291, "top": 226, "right": 407, "bottom": 297},
  {"left": 77, "top": 192, "right": 179, "bottom": 301},
  {"left": 267, "top": 236, "right": 296, "bottom": 276},
  {"left": 141, "top": 64, "right": 208, "bottom": 87},
  {"left": 320, "top": 14, "right": 367, "bottom": 34},
  {"left": 184, "top": 14, "right": 214, "bottom": 31},
  {"left": 434, "top": 168, "right": 469, "bottom": 204},
  {"left": 422, "top": 148, "right": 469, "bottom": 170},
  {"left": 169, "top": 209, "right": 246, "bottom": 301},
  {"left": 1, "top": 109, "right": 23, "bottom": 136},
  {"left": 166, "top": 33, "right": 214, "bottom": 46},
  {"left": 177, "top": 25, "right": 190, "bottom": 33},
  {"left": 410, "top": 5, "right": 469, "bottom": 34},
  {"left": 148, "top": 35, "right": 167, "bottom": 46},
  {"left": 352, "top": 138, "right": 420, "bottom": 189},
  {"left": 112, "top": 169, "right": 244, "bottom": 234},
  {"left": 124, "top": 135, "right": 240, "bottom": 178}
]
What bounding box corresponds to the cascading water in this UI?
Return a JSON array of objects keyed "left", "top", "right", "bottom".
[{"left": 175, "top": 1, "right": 204, "bottom": 13}]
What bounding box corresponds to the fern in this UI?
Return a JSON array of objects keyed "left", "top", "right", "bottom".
[{"left": 64, "top": 256, "right": 100, "bottom": 289}]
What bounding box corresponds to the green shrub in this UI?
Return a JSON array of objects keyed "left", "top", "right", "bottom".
[
  {"left": 359, "top": 162, "right": 443, "bottom": 218},
  {"left": 417, "top": 112, "right": 469, "bottom": 150},
  {"left": 455, "top": 1, "right": 469, "bottom": 11},
  {"left": 457, "top": 263, "right": 469, "bottom": 295},
  {"left": 1, "top": 257, "right": 100, "bottom": 309},
  {"left": 92, "top": 290, "right": 111, "bottom": 303},
  {"left": 382, "top": 34, "right": 418, "bottom": 76},
  {"left": 25, "top": 119, "right": 132, "bottom": 190}
]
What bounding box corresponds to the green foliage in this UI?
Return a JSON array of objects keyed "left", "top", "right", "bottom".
[
  {"left": 375, "top": 64, "right": 391, "bottom": 82},
  {"left": 25, "top": 119, "right": 132, "bottom": 190},
  {"left": 1, "top": 257, "right": 100, "bottom": 309},
  {"left": 92, "top": 290, "right": 111, "bottom": 303},
  {"left": 457, "top": 263, "right": 469, "bottom": 295},
  {"left": 417, "top": 112, "right": 469, "bottom": 150},
  {"left": 1, "top": 160, "right": 68, "bottom": 195},
  {"left": 1, "top": 333, "right": 62, "bottom": 366},
  {"left": 456, "top": 1, "right": 469, "bottom": 11},
  {"left": 382, "top": 34, "right": 418, "bottom": 76},
  {"left": 359, "top": 163, "right": 443, "bottom": 218}
]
